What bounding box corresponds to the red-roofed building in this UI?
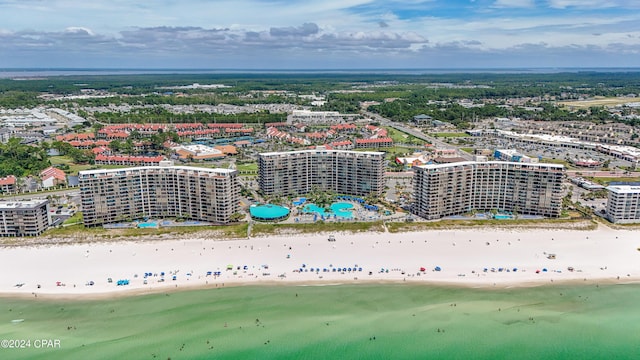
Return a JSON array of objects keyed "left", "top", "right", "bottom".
[
  {"left": 40, "top": 166, "right": 66, "bottom": 188},
  {"left": 0, "top": 175, "right": 17, "bottom": 193},
  {"left": 329, "top": 140, "right": 353, "bottom": 150},
  {"left": 355, "top": 137, "right": 393, "bottom": 148},
  {"left": 330, "top": 124, "right": 357, "bottom": 132}
]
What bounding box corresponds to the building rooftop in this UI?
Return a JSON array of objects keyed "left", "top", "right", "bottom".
[
  {"left": 79, "top": 165, "right": 237, "bottom": 177},
  {"left": 416, "top": 161, "right": 565, "bottom": 170},
  {"left": 259, "top": 149, "right": 385, "bottom": 157},
  {"left": 606, "top": 185, "right": 640, "bottom": 194},
  {"left": 0, "top": 199, "right": 48, "bottom": 210}
]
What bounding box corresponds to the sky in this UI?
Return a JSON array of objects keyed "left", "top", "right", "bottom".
[{"left": 1, "top": 0, "right": 640, "bottom": 69}]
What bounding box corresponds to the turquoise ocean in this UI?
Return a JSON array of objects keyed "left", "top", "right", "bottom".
[{"left": 1, "top": 283, "right": 639, "bottom": 359}]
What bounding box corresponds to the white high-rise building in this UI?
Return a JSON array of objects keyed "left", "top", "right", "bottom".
[
  {"left": 79, "top": 164, "right": 239, "bottom": 226},
  {"left": 258, "top": 150, "right": 385, "bottom": 197},
  {"left": 605, "top": 185, "right": 640, "bottom": 224},
  {"left": 0, "top": 199, "right": 51, "bottom": 237},
  {"left": 413, "top": 161, "right": 564, "bottom": 220}
]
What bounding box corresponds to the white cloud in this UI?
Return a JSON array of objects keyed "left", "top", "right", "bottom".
[
  {"left": 546, "top": 0, "right": 640, "bottom": 9},
  {"left": 493, "top": 0, "right": 535, "bottom": 8}
]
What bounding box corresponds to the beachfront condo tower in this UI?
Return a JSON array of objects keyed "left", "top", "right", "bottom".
[
  {"left": 79, "top": 162, "right": 239, "bottom": 226},
  {"left": 605, "top": 185, "right": 640, "bottom": 224},
  {"left": 0, "top": 199, "right": 51, "bottom": 237},
  {"left": 258, "top": 149, "right": 385, "bottom": 197},
  {"left": 412, "top": 161, "right": 564, "bottom": 220}
]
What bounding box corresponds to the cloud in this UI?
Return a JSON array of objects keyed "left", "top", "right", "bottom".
[
  {"left": 1, "top": 0, "right": 640, "bottom": 68},
  {"left": 546, "top": 0, "right": 640, "bottom": 9},
  {"left": 270, "top": 23, "right": 319, "bottom": 37},
  {"left": 493, "top": 0, "right": 535, "bottom": 8}
]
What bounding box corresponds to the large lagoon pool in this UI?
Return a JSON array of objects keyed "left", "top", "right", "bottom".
[
  {"left": 250, "top": 204, "right": 290, "bottom": 221},
  {"left": 303, "top": 202, "right": 354, "bottom": 219}
]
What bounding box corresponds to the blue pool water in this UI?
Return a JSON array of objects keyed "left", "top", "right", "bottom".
[
  {"left": 331, "top": 202, "right": 354, "bottom": 218},
  {"left": 494, "top": 214, "right": 513, "bottom": 220},
  {"left": 250, "top": 204, "right": 290, "bottom": 221},
  {"left": 303, "top": 202, "right": 353, "bottom": 219},
  {"left": 138, "top": 222, "right": 158, "bottom": 228}
]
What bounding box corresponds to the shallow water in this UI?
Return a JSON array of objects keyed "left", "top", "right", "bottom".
[{"left": 1, "top": 284, "right": 638, "bottom": 359}]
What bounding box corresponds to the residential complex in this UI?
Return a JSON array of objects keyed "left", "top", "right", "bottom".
[
  {"left": 258, "top": 150, "right": 385, "bottom": 197},
  {"left": 605, "top": 185, "right": 640, "bottom": 224},
  {"left": 412, "top": 161, "right": 564, "bottom": 220},
  {"left": 79, "top": 162, "right": 239, "bottom": 227},
  {"left": 0, "top": 199, "right": 51, "bottom": 237}
]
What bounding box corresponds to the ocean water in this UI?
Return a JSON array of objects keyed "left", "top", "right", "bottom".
[{"left": 0, "top": 284, "right": 639, "bottom": 359}]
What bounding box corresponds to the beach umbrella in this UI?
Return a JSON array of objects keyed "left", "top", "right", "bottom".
[
  {"left": 420, "top": 267, "right": 426, "bottom": 272},
  {"left": 434, "top": 266, "right": 442, "bottom": 272},
  {"left": 513, "top": 268, "right": 518, "bottom": 272},
  {"left": 542, "top": 268, "right": 548, "bottom": 272},
  {"left": 358, "top": 268, "right": 363, "bottom": 272}
]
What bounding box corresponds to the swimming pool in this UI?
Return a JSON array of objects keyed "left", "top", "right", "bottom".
[
  {"left": 250, "top": 204, "right": 290, "bottom": 221},
  {"left": 303, "top": 202, "right": 353, "bottom": 219},
  {"left": 138, "top": 222, "right": 158, "bottom": 228}
]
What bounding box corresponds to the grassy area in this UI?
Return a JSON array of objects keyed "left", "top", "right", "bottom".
[
  {"left": 236, "top": 162, "right": 258, "bottom": 172},
  {"left": 585, "top": 176, "right": 640, "bottom": 185},
  {"left": 383, "top": 126, "right": 424, "bottom": 144},
  {"left": 460, "top": 147, "right": 474, "bottom": 154},
  {"left": 559, "top": 96, "right": 637, "bottom": 109},
  {"left": 386, "top": 218, "right": 596, "bottom": 232},
  {"left": 63, "top": 211, "right": 83, "bottom": 225},
  {"left": 251, "top": 221, "right": 386, "bottom": 236},
  {"left": 49, "top": 155, "right": 74, "bottom": 165},
  {"left": 431, "top": 132, "right": 470, "bottom": 138},
  {"left": 39, "top": 223, "right": 249, "bottom": 243}
]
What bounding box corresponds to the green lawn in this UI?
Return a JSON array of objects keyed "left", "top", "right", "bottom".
[
  {"left": 49, "top": 156, "right": 128, "bottom": 175},
  {"left": 236, "top": 162, "right": 258, "bottom": 172},
  {"left": 383, "top": 126, "right": 425, "bottom": 145},
  {"left": 586, "top": 176, "right": 640, "bottom": 185}
]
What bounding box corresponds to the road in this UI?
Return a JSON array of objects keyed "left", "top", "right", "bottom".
[
  {"left": 363, "top": 110, "right": 473, "bottom": 161},
  {"left": 1, "top": 188, "right": 80, "bottom": 201}
]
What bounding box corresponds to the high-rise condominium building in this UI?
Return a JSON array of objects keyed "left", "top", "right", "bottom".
[
  {"left": 412, "top": 161, "right": 564, "bottom": 220},
  {"left": 79, "top": 163, "right": 239, "bottom": 226},
  {"left": 605, "top": 185, "right": 640, "bottom": 224},
  {"left": 0, "top": 199, "right": 51, "bottom": 237},
  {"left": 258, "top": 150, "right": 385, "bottom": 197}
]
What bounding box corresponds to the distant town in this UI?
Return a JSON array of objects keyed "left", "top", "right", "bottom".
[{"left": 1, "top": 72, "right": 640, "bottom": 238}]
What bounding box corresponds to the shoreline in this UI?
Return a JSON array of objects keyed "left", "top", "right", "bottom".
[
  {"left": 1, "top": 277, "right": 637, "bottom": 302},
  {"left": 1, "top": 226, "right": 639, "bottom": 300}
]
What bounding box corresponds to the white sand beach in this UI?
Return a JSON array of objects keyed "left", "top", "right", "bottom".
[{"left": 1, "top": 226, "right": 639, "bottom": 298}]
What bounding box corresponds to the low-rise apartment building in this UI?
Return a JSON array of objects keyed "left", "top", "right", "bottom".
[
  {"left": 413, "top": 161, "right": 564, "bottom": 220},
  {"left": 605, "top": 185, "right": 640, "bottom": 224},
  {"left": 0, "top": 199, "right": 51, "bottom": 237},
  {"left": 258, "top": 150, "right": 385, "bottom": 197},
  {"left": 79, "top": 162, "right": 239, "bottom": 226}
]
